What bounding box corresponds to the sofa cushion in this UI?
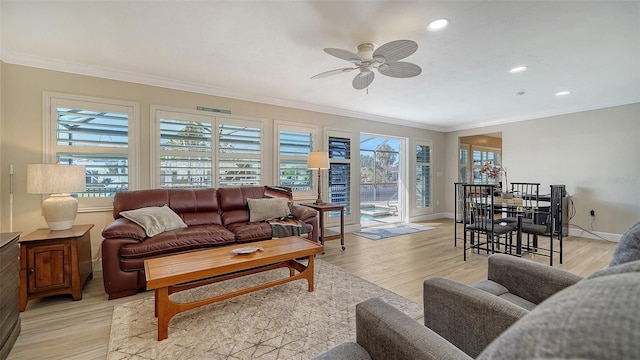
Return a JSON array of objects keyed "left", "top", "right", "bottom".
[
  {"left": 120, "top": 205, "right": 187, "bottom": 237},
  {"left": 119, "top": 224, "right": 236, "bottom": 263},
  {"left": 609, "top": 220, "right": 640, "bottom": 267},
  {"left": 248, "top": 198, "right": 291, "bottom": 222},
  {"left": 478, "top": 260, "right": 640, "bottom": 359},
  {"left": 225, "top": 222, "right": 272, "bottom": 243}
]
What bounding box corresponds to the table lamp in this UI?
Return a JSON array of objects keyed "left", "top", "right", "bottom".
[
  {"left": 27, "top": 164, "right": 86, "bottom": 230},
  {"left": 307, "top": 151, "right": 329, "bottom": 205}
]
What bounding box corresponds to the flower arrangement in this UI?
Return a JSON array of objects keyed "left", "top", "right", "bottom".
[{"left": 479, "top": 162, "right": 508, "bottom": 192}]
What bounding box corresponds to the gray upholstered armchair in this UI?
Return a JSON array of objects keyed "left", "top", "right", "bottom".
[
  {"left": 314, "top": 253, "right": 640, "bottom": 359},
  {"left": 423, "top": 254, "right": 582, "bottom": 357}
]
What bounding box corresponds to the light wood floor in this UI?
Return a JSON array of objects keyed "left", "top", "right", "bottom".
[{"left": 8, "top": 218, "right": 617, "bottom": 360}]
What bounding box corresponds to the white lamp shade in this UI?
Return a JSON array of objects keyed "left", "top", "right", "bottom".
[
  {"left": 27, "top": 164, "right": 86, "bottom": 230},
  {"left": 27, "top": 164, "right": 86, "bottom": 194},
  {"left": 307, "top": 151, "right": 330, "bottom": 169}
]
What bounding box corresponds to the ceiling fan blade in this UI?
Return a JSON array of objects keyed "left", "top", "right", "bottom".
[
  {"left": 378, "top": 62, "right": 422, "bottom": 78},
  {"left": 352, "top": 71, "right": 374, "bottom": 90},
  {"left": 373, "top": 40, "right": 418, "bottom": 63},
  {"left": 311, "top": 68, "right": 356, "bottom": 79},
  {"left": 324, "top": 48, "right": 362, "bottom": 63}
]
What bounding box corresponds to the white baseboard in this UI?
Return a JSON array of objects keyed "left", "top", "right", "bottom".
[
  {"left": 567, "top": 227, "right": 621, "bottom": 242},
  {"left": 93, "top": 258, "right": 102, "bottom": 272}
]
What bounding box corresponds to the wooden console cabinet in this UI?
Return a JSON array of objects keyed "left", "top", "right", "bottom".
[
  {"left": 0, "top": 232, "right": 21, "bottom": 359},
  {"left": 19, "top": 224, "right": 94, "bottom": 311}
]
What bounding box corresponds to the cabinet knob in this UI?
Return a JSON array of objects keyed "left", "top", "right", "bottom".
[{"left": 29, "top": 269, "right": 35, "bottom": 274}]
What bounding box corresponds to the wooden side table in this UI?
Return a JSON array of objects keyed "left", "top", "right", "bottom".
[
  {"left": 19, "top": 224, "right": 94, "bottom": 311},
  {"left": 302, "top": 203, "right": 345, "bottom": 250}
]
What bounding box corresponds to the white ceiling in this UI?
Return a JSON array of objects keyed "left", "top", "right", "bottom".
[{"left": 1, "top": 1, "right": 639, "bottom": 132}]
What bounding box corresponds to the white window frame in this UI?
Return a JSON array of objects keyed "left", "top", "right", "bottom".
[
  {"left": 413, "top": 139, "right": 433, "bottom": 215},
  {"left": 325, "top": 128, "right": 356, "bottom": 224},
  {"left": 458, "top": 143, "right": 471, "bottom": 183},
  {"left": 471, "top": 146, "right": 502, "bottom": 184},
  {"left": 43, "top": 92, "right": 140, "bottom": 212},
  {"left": 150, "top": 106, "right": 264, "bottom": 188},
  {"left": 274, "top": 120, "right": 318, "bottom": 200}
]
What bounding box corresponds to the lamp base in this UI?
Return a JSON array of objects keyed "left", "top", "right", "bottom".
[
  {"left": 314, "top": 199, "right": 325, "bottom": 205},
  {"left": 42, "top": 194, "right": 78, "bottom": 231}
]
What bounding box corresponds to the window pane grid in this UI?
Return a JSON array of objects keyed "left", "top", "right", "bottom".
[
  {"left": 219, "top": 125, "right": 261, "bottom": 154},
  {"left": 160, "top": 118, "right": 212, "bottom": 153},
  {"left": 279, "top": 160, "right": 312, "bottom": 190},
  {"left": 57, "top": 152, "right": 129, "bottom": 197},
  {"left": 329, "top": 137, "right": 351, "bottom": 160},
  {"left": 57, "top": 107, "right": 128, "bottom": 148},
  {"left": 416, "top": 143, "right": 431, "bottom": 208},
  {"left": 54, "top": 102, "right": 131, "bottom": 200},
  {"left": 160, "top": 155, "right": 212, "bottom": 188},
  {"left": 329, "top": 163, "right": 351, "bottom": 215},
  {"left": 279, "top": 130, "right": 312, "bottom": 157},
  {"left": 218, "top": 157, "right": 261, "bottom": 187}
]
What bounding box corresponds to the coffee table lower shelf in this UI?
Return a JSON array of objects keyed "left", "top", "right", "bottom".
[{"left": 144, "top": 237, "right": 323, "bottom": 341}]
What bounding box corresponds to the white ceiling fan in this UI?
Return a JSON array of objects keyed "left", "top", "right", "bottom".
[{"left": 311, "top": 40, "right": 422, "bottom": 90}]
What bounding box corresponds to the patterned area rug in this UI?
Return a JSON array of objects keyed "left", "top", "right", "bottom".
[
  {"left": 108, "top": 259, "right": 422, "bottom": 359},
  {"left": 355, "top": 223, "right": 436, "bottom": 240}
]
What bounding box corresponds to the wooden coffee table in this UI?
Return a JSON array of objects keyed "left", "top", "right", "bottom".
[{"left": 144, "top": 236, "right": 323, "bottom": 340}]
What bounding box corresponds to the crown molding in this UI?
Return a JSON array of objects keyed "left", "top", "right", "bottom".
[
  {"left": 443, "top": 100, "right": 640, "bottom": 132},
  {"left": 0, "top": 46, "right": 447, "bottom": 132}
]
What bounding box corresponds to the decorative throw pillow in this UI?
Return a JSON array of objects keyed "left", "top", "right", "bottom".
[
  {"left": 608, "top": 220, "right": 640, "bottom": 267},
  {"left": 248, "top": 198, "right": 291, "bottom": 222},
  {"left": 120, "top": 205, "right": 187, "bottom": 237}
]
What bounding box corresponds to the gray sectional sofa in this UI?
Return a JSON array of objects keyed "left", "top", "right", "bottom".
[{"left": 315, "top": 221, "right": 640, "bottom": 359}]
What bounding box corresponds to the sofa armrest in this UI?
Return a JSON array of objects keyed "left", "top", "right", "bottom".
[
  {"left": 486, "top": 254, "right": 583, "bottom": 305},
  {"left": 291, "top": 204, "right": 317, "bottom": 221},
  {"left": 356, "top": 297, "right": 471, "bottom": 360},
  {"left": 423, "top": 277, "right": 528, "bottom": 358},
  {"left": 102, "top": 217, "right": 146, "bottom": 241}
]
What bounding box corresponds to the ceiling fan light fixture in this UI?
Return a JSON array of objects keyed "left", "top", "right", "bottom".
[
  {"left": 373, "top": 55, "right": 386, "bottom": 64},
  {"left": 359, "top": 66, "right": 372, "bottom": 75},
  {"left": 510, "top": 65, "right": 528, "bottom": 73},
  {"left": 427, "top": 18, "right": 449, "bottom": 31}
]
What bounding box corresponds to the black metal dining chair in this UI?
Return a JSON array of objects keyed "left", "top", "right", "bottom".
[{"left": 462, "top": 184, "right": 515, "bottom": 261}]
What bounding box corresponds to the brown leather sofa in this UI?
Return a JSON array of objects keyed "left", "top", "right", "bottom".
[{"left": 101, "top": 187, "right": 318, "bottom": 299}]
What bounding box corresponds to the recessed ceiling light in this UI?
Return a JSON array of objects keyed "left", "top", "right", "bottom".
[
  {"left": 515, "top": 91, "right": 526, "bottom": 96},
  {"left": 556, "top": 91, "right": 572, "bottom": 96},
  {"left": 427, "top": 18, "right": 449, "bottom": 31},
  {"left": 510, "top": 66, "right": 528, "bottom": 73}
]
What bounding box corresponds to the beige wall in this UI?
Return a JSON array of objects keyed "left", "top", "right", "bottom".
[
  {"left": 0, "top": 60, "right": 3, "bottom": 231},
  {"left": 0, "top": 63, "right": 445, "bottom": 259},
  {"left": 445, "top": 103, "right": 640, "bottom": 237}
]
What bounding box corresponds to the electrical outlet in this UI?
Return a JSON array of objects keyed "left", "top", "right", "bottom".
[{"left": 590, "top": 209, "right": 595, "bottom": 217}]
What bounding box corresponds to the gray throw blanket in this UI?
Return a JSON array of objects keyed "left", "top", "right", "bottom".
[{"left": 268, "top": 217, "right": 307, "bottom": 238}]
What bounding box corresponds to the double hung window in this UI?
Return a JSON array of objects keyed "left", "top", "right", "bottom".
[
  {"left": 45, "top": 93, "right": 139, "bottom": 210},
  {"left": 416, "top": 141, "right": 432, "bottom": 209},
  {"left": 276, "top": 122, "right": 316, "bottom": 195},
  {"left": 327, "top": 133, "right": 353, "bottom": 216},
  {"left": 153, "top": 107, "right": 263, "bottom": 188}
]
